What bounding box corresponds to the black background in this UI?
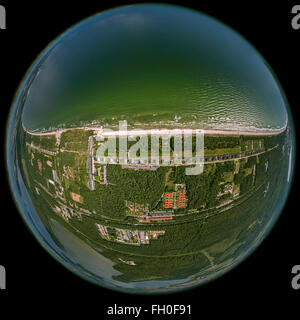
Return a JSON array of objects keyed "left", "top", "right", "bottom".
[{"left": 0, "top": 0, "right": 299, "bottom": 316}]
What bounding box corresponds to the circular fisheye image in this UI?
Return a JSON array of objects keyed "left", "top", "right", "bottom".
[{"left": 6, "top": 4, "right": 295, "bottom": 294}]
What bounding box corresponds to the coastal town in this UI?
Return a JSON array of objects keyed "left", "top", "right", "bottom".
[
  {"left": 18, "top": 118, "right": 291, "bottom": 286},
  {"left": 21, "top": 123, "right": 286, "bottom": 253}
]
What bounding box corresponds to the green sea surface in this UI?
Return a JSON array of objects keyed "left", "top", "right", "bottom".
[{"left": 21, "top": 4, "right": 287, "bottom": 132}]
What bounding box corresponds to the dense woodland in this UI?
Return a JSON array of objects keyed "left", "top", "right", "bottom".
[{"left": 18, "top": 126, "right": 291, "bottom": 282}]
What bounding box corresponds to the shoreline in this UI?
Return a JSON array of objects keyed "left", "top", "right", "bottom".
[{"left": 22, "top": 123, "right": 288, "bottom": 137}]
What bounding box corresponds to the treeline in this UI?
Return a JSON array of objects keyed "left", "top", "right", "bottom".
[
  {"left": 81, "top": 165, "right": 168, "bottom": 217},
  {"left": 204, "top": 136, "right": 241, "bottom": 150},
  {"left": 174, "top": 161, "right": 234, "bottom": 209}
]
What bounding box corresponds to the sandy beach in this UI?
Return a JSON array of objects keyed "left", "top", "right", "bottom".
[{"left": 23, "top": 123, "right": 287, "bottom": 137}]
